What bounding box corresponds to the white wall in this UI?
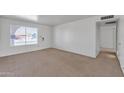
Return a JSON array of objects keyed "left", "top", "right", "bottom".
[
  {"left": 96, "top": 23, "right": 101, "bottom": 56},
  {"left": 0, "top": 18, "right": 52, "bottom": 57},
  {"left": 116, "top": 15, "right": 124, "bottom": 72},
  {"left": 53, "top": 16, "right": 98, "bottom": 58}
]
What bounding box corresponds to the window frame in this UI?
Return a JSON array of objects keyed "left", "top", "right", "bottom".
[{"left": 10, "top": 24, "right": 38, "bottom": 47}]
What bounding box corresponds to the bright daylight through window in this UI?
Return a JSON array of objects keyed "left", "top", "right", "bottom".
[{"left": 10, "top": 25, "right": 38, "bottom": 46}]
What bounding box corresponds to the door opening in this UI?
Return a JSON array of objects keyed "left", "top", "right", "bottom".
[{"left": 96, "top": 18, "right": 118, "bottom": 56}]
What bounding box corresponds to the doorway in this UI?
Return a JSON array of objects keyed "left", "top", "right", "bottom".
[{"left": 96, "top": 19, "right": 118, "bottom": 56}]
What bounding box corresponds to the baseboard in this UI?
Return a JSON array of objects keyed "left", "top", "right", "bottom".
[
  {"left": 0, "top": 47, "right": 51, "bottom": 57},
  {"left": 121, "top": 67, "right": 124, "bottom": 74},
  {"left": 116, "top": 53, "right": 124, "bottom": 75},
  {"left": 53, "top": 47, "right": 96, "bottom": 58}
]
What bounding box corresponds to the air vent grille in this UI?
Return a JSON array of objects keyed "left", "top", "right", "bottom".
[
  {"left": 101, "top": 15, "right": 114, "bottom": 20},
  {"left": 105, "top": 21, "right": 116, "bottom": 24}
]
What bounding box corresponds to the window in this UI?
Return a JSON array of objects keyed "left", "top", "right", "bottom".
[
  {"left": 10, "top": 25, "right": 38, "bottom": 46},
  {"left": 26, "top": 27, "right": 38, "bottom": 45}
]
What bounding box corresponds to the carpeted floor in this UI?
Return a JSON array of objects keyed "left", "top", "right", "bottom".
[{"left": 0, "top": 48, "right": 123, "bottom": 77}]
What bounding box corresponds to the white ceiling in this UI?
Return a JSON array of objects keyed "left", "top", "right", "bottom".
[{"left": 0, "top": 15, "right": 94, "bottom": 26}]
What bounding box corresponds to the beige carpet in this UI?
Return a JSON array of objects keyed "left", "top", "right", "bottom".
[{"left": 0, "top": 48, "right": 123, "bottom": 77}]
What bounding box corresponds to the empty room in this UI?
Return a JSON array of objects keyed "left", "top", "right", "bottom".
[{"left": 0, "top": 15, "right": 124, "bottom": 77}]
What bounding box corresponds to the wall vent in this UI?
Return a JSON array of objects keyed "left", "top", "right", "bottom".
[
  {"left": 105, "top": 21, "right": 116, "bottom": 24},
  {"left": 101, "top": 15, "right": 114, "bottom": 20}
]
